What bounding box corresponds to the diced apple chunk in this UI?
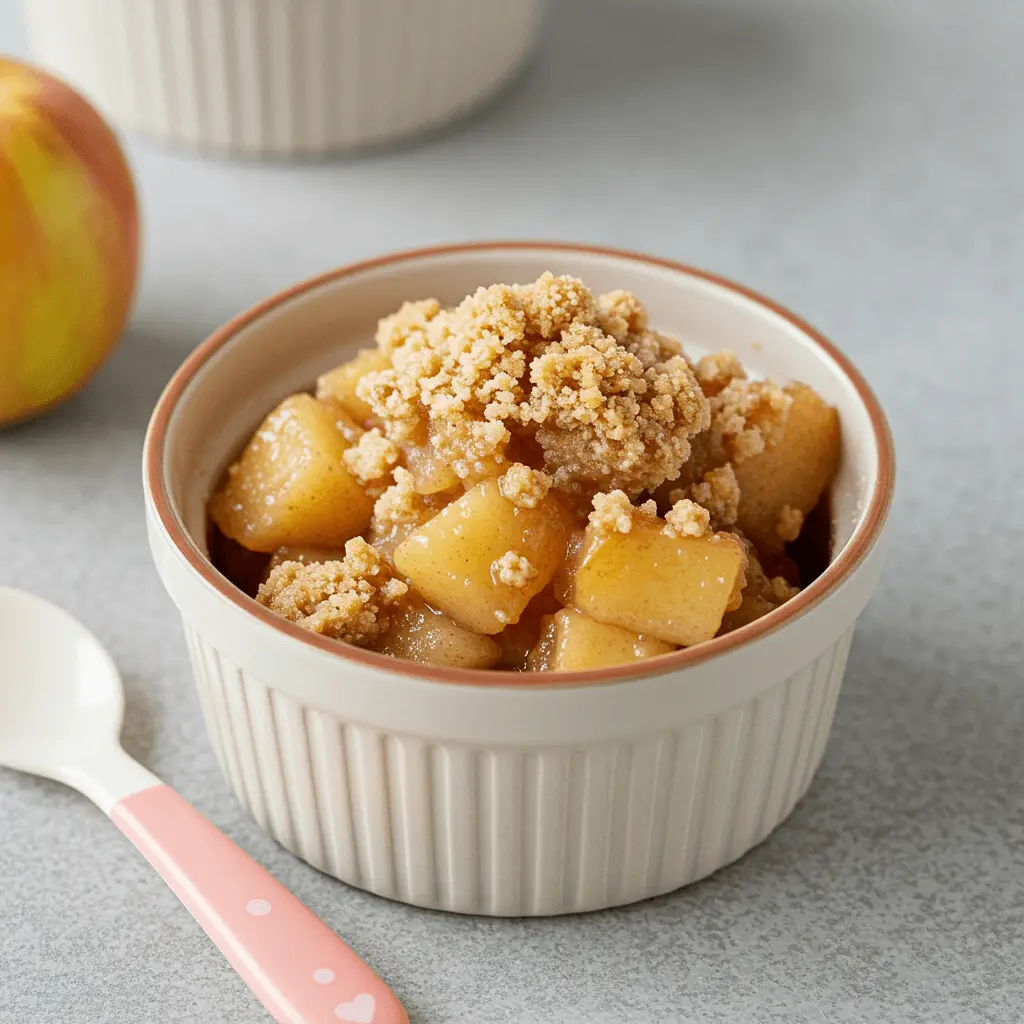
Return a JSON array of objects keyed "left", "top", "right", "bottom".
[
  {"left": 375, "top": 602, "right": 501, "bottom": 669},
  {"left": 393, "top": 479, "right": 575, "bottom": 634},
  {"left": 403, "top": 443, "right": 461, "bottom": 494},
  {"left": 315, "top": 348, "right": 391, "bottom": 424},
  {"left": 547, "top": 608, "right": 675, "bottom": 671},
  {"left": 525, "top": 615, "right": 558, "bottom": 671},
  {"left": 574, "top": 515, "right": 746, "bottom": 646},
  {"left": 209, "top": 394, "right": 374, "bottom": 553},
  {"left": 734, "top": 383, "right": 840, "bottom": 553},
  {"left": 316, "top": 400, "right": 365, "bottom": 444}
]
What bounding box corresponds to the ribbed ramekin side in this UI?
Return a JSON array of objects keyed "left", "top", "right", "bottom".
[
  {"left": 184, "top": 623, "right": 854, "bottom": 916},
  {"left": 23, "top": 0, "right": 543, "bottom": 156}
]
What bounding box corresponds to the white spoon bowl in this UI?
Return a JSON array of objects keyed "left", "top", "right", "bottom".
[{"left": 0, "top": 586, "right": 406, "bottom": 1024}]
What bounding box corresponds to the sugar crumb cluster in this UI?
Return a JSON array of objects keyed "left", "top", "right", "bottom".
[
  {"left": 491, "top": 551, "right": 538, "bottom": 589},
  {"left": 498, "top": 464, "right": 552, "bottom": 508},
  {"left": 663, "top": 499, "right": 710, "bottom": 539},
  {"left": 588, "top": 490, "right": 638, "bottom": 536},
  {"left": 356, "top": 272, "right": 710, "bottom": 499},
  {"left": 257, "top": 538, "right": 408, "bottom": 644}
]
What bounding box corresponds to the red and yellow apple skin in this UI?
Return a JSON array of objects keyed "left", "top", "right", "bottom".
[{"left": 0, "top": 57, "right": 139, "bottom": 426}]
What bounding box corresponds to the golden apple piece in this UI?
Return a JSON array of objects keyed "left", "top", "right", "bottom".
[
  {"left": 548, "top": 608, "right": 675, "bottom": 671},
  {"left": 393, "top": 479, "right": 575, "bottom": 634},
  {"left": 525, "top": 615, "right": 558, "bottom": 671},
  {"left": 403, "top": 443, "right": 461, "bottom": 494},
  {"left": 316, "top": 399, "right": 365, "bottom": 445},
  {"left": 315, "top": 348, "right": 391, "bottom": 424},
  {"left": 575, "top": 515, "right": 747, "bottom": 646},
  {"left": 734, "top": 382, "right": 840, "bottom": 554},
  {"left": 375, "top": 602, "right": 501, "bottom": 669},
  {"left": 209, "top": 394, "right": 374, "bottom": 553}
]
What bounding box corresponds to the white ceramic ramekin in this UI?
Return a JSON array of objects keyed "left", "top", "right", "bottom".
[
  {"left": 22, "top": 0, "right": 542, "bottom": 157},
  {"left": 143, "top": 243, "right": 894, "bottom": 916}
]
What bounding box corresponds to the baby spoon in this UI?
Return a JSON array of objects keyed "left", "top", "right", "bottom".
[{"left": 0, "top": 586, "right": 407, "bottom": 1024}]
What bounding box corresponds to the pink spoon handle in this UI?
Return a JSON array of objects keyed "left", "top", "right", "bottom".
[{"left": 111, "top": 784, "right": 407, "bottom": 1024}]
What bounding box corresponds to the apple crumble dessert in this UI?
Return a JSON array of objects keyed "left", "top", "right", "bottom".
[{"left": 208, "top": 273, "right": 839, "bottom": 672}]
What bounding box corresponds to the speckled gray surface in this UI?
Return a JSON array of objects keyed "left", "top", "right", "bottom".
[{"left": 1, "top": 1, "right": 1022, "bottom": 1021}]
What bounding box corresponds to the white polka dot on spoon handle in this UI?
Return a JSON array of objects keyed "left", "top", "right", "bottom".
[
  {"left": 113, "top": 785, "right": 406, "bottom": 1023},
  {"left": 0, "top": 588, "right": 407, "bottom": 1024}
]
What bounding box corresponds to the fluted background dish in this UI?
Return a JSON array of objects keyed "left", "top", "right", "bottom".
[
  {"left": 22, "top": 0, "right": 543, "bottom": 156},
  {"left": 143, "top": 243, "right": 894, "bottom": 915}
]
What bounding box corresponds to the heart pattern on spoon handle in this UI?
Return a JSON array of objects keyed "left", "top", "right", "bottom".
[
  {"left": 112, "top": 784, "right": 407, "bottom": 1024},
  {"left": 334, "top": 993, "right": 376, "bottom": 1022}
]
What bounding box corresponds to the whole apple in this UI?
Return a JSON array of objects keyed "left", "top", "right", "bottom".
[{"left": 0, "top": 57, "right": 139, "bottom": 426}]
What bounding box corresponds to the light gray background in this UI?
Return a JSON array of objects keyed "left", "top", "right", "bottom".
[{"left": 1, "top": 1, "right": 1021, "bottom": 1021}]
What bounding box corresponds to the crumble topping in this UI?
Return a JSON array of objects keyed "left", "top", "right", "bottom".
[
  {"left": 371, "top": 467, "right": 431, "bottom": 528},
  {"left": 663, "top": 499, "right": 710, "bottom": 539},
  {"left": 770, "top": 574, "right": 799, "bottom": 603},
  {"left": 588, "top": 490, "right": 638, "bottom": 536},
  {"left": 518, "top": 272, "right": 596, "bottom": 339},
  {"left": 498, "top": 463, "right": 553, "bottom": 509},
  {"left": 342, "top": 428, "right": 400, "bottom": 487},
  {"left": 597, "top": 289, "right": 648, "bottom": 340},
  {"left": 375, "top": 298, "right": 442, "bottom": 356},
  {"left": 695, "top": 351, "right": 746, "bottom": 397},
  {"left": 673, "top": 463, "right": 741, "bottom": 529},
  {"left": 490, "top": 551, "right": 538, "bottom": 589},
  {"left": 356, "top": 273, "right": 709, "bottom": 499},
  {"left": 706, "top": 378, "right": 792, "bottom": 464},
  {"left": 523, "top": 323, "right": 708, "bottom": 496},
  {"left": 256, "top": 537, "right": 409, "bottom": 644},
  {"left": 776, "top": 504, "right": 804, "bottom": 543}
]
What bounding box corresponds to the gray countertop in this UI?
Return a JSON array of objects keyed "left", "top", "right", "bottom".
[{"left": 1, "top": 1, "right": 1021, "bottom": 1021}]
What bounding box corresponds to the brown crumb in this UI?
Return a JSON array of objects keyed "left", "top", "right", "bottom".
[
  {"left": 519, "top": 272, "right": 597, "bottom": 339},
  {"left": 776, "top": 504, "right": 804, "bottom": 543},
  {"left": 719, "top": 534, "right": 799, "bottom": 631},
  {"left": 673, "top": 463, "right": 741, "bottom": 529},
  {"left": 490, "top": 551, "right": 538, "bottom": 589},
  {"left": 342, "top": 428, "right": 400, "bottom": 488},
  {"left": 374, "top": 298, "right": 442, "bottom": 356},
  {"left": 588, "top": 490, "right": 637, "bottom": 536},
  {"left": 695, "top": 351, "right": 746, "bottom": 397},
  {"left": 498, "top": 463, "right": 552, "bottom": 508},
  {"left": 663, "top": 499, "right": 710, "bottom": 539},
  {"left": 769, "top": 575, "right": 799, "bottom": 603},
  {"left": 706, "top": 378, "right": 792, "bottom": 464},
  {"left": 524, "top": 323, "right": 708, "bottom": 496},
  {"left": 357, "top": 273, "right": 708, "bottom": 499},
  {"left": 256, "top": 537, "right": 408, "bottom": 645},
  {"left": 371, "top": 467, "right": 427, "bottom": 528},
  {"left": 596, "top": 289, "right": 648, "bottom": 340}
]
